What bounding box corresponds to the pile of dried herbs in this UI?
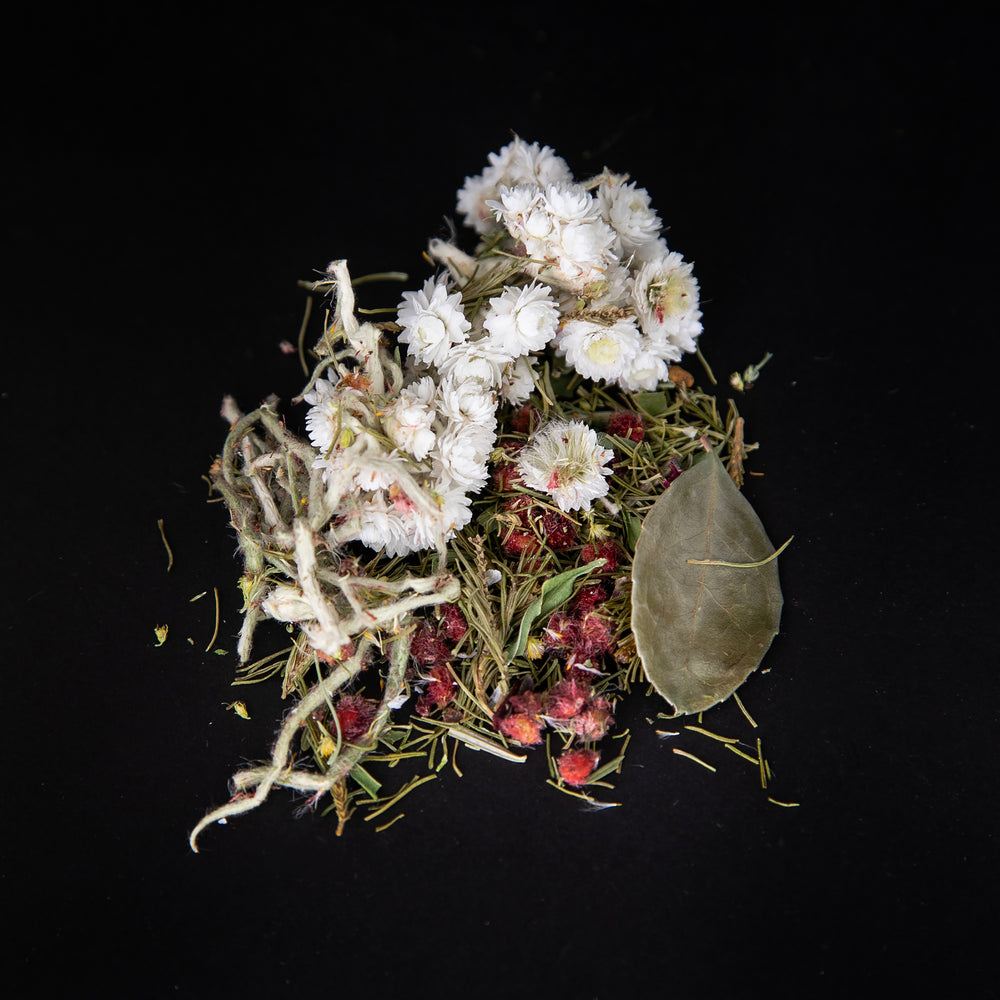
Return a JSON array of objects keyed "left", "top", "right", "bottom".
[{"left": 188, "top": 138, "right": 789, "bottom": 851}]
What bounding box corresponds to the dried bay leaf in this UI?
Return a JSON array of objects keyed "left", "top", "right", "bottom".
[{"left": 630, "top": 450, "right": 783, "bottom": 716}]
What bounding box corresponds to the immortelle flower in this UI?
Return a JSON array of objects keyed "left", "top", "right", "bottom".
[
  {"left": 381, "top": 376, "right": 437, "bottom": 460},
  {"left": 302, "top": 377, "right": 372, "bottom": 455},
  {"left": 437, "top": 336, "right": 513, "bottom": 388},
  {"left": 516, "top": 420, "right": 614, "bottom": 512},
  {"left": 396, "top": 274, "right": 471, "bottom": 368},
  {"left": 556, "top": 317, "right": 643, "bottom": 384},
  {"left": 333, "top": 693, "right": 379, "bottom": 743},
  {"left": 630, "top": 251, "right": 703, "bottom": 356},
  {"left": 594, "top": 172, "right": 664, "bottom": 263},
  {"left": 499, "top": 354, "right": 538, "bottom": 407},
  {"left": 456, "top": 136, "right": 573, "bottom": 234},
  {"left": 488, "top": 182, "right": 618, "bottom": 294},
  {"left": 619, "top": 348, "right": 670, "bottom": 392},
  {"left": 482, "top": 281, "right": 560, "bottom": 356}
]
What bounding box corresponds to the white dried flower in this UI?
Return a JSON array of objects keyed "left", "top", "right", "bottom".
[
  {"left": 630, "top": 251, "right": 703, "bottom": 355},
  {"left": 482, "top": 281, "right": 559, "bottom": 356},
  {"left": 435, "top": 375, "right": 498, "bottom": 429},
  {"left": 516, "top": 419, "right": 614, "bottom": 512},
  {"left": 595, "top": 173, "right": 663, "bottom": 261},
  {"left": 556, "top": 316, "right": 643, "bottom": 383},
  {"left": 352, "top": 450, "right": 410, "bottom": 492},
  {"left": 397, "top": 274, "right": 471, "bottom": 368},
  {"left": 488, "top": 182, "right": 618, "bottom": 293},
  {"left": 437, "top": 336, "right": 512, "bottom": 388},
  {"left": 355, "top": 494, "right": 417, "bottom": 558},
  {"left": 500, "top": 353, "right": 538, "bottom": 406},
  {"left": 432, "top": 422, "right": 493, "bottom": 493},
  {"left": 457, "top": 137, "right": 572, "bottom": 234},
  {"left": 619, "top": 348, "right": 669, "bottom": 392},
  {"left": 261, "top": 584, "right": 314, "bottom": 624},
  {"left": 302, "top": 377, "right": 371, "bottom": 454},
  {"left": 382, "top": 376, "right": 437, "bottom": 460}
]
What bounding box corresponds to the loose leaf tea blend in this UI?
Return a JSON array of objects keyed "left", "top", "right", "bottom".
[{"left": 188, "top": 137, "right": 790, "bottom": 851}]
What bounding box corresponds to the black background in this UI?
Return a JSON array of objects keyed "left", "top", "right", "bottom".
[{"left": 4, "top": 6, "right": 995, "bottom": 997}]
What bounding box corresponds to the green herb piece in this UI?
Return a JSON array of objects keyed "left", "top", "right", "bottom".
[
  {"left": 631, "top": 449, "right": 784, "bottom": 716},
  {"left": 672, "top": 747, "right": 717, "bottom": 772},
  {"left": 349, "top": 763, "right": 382, "bottom": 799}
]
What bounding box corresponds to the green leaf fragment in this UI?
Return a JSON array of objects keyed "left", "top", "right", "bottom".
[
  {"left": 633, "top": 391, "right": 669, "bottom": 416},
  {"left": 630, "top": 450, "right": 784, "bottom": 716}
]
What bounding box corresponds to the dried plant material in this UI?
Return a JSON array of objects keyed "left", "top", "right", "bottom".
[
  {"left": 668, "top": 365, "right": 695, "bottom": 388},
  {"left": 156, "top": 518, "right": 174, "bottom": 571},
  {"left": 187, "top": 137, "right": 794, "bottom": 849},
  {"left": 631, "top": 450, "right": 784, "bottom": 715}
]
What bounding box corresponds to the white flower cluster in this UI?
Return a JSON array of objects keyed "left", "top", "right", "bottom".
[
  {"left": 302, "top": 138, "right": 706, "bottom": 558},
  {"left": 457, "top": 136, "right": 704, "bottom": 390}
]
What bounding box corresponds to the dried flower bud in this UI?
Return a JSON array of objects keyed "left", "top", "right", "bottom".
[
  {"left": 541, "top": 510, "right": 578, "bottom": 550},
  {"left": 511, "top": 403, "right": 542, "bottom": 434},
  {"left": 415, "top": 664, "right": 457, "bottom": 717},
  {"left": 570, "top": 581, "right": 611, "bottom": 615},
  {"left": 580, "top": 539, "right": 621, "bottom": 574},
  {"left": 557, "top": 748, "right": 600, "bottom": 786},
  {"left": 571, "top": 695, "right": 614, "bottom": 741},
  {"left": 545, "top": 676, "right": 591, "bottom": 719},
  {"left": 607, "top": 410, "right": 645, "bottom": 443},
  {"left": 502, "top": 528, "right": 541, "bottom": 558},
  {"left": 493, "top": 690, "right": 545, "bottom": 746},
  {"left": 334, "top": 694, "right": 379, "bottom": 743},
  {"left": 437, "top": 602, "right": 468, "bottom": 645},
  {"left": 572, "top": 612, "right": 616, "bottom": 664},
  {"left": 410, "top": 622, "right": 451, "bottom": 667},
  {"left": 497, "top": 714, "right": 544, "bottom": 746}
]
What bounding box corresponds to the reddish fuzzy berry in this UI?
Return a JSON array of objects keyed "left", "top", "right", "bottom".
[
  {"left": 571, "top": 581, "right": 611, "bottom": 615},
  {"left": 334, "top": 693, "right": 378, "bottom": 743},
  {"left": 557, "top": 748, "right": 600, "bottom": 787},
  {"left": 493, "top": 690, "right": 545, "bottom": 746},
  {"left": 410, "top": 622, "right": 451, "bottom": 667},
  {"left": 437, "top": 602, "right": 468, "bottom": 645},
  {"left": 560, "top": 612, "right": 617, "bottom": 668},
  {"left": 545, "top": 676, "right": 591, "bottom": 719},
  {"left": 492, "top": 460, "right": 523, "bottom": 492},
  {"left": 415, "top": 663, "right": 457, "bottom": 717},
  {"left": 508, "top": 690, "right": 545, "bottom": 716},
  {"left": 497, "top": 713, "right": 544, "bottom": 746},
  {"left": 607, "top": 410, "right": 645, "bottom": 443},
  {"left": 502, "top": 494, "right": 535, "bottom": 522},
  {"left": 572, "top": 696, "right": 615, "bottom": 741},
  {"left": 511, "top": 404, "right": 541, "bottom": 434},
  {"left": 502, "top": 528, "right": 541, "bottom": 558},
  {"left": 541, "top": 510, "right": 578, "bottom": 550},
  {"left": 580, "top": 540, "right": 621, "bottom": 574}
]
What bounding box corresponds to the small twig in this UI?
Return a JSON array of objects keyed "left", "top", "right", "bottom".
[
  {"left": 205, "top": 587, "right": 220, "bottom": 653},
  {"left": 686, "top": 536, "right": 793, "bottom": 568},
  {"left": 296, "top": 293, "right": 314, "bottom": 377},
  {"left": 672, "top": 747, "right": 717, "bottom": 772},
  {"left": 156, "top": 519, "right": 174, "bottom": 572}
]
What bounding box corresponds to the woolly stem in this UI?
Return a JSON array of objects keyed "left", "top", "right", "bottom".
[
  {"left": 189, "top": 638, "right": 372, "bottom": 852},
  {"left": 190, "top": 631, "right": 415, "bottom": 852}
]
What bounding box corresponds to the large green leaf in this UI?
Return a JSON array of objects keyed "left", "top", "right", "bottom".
[{"left": 630, "top": 450, "right": 784, "bottom": 716}]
